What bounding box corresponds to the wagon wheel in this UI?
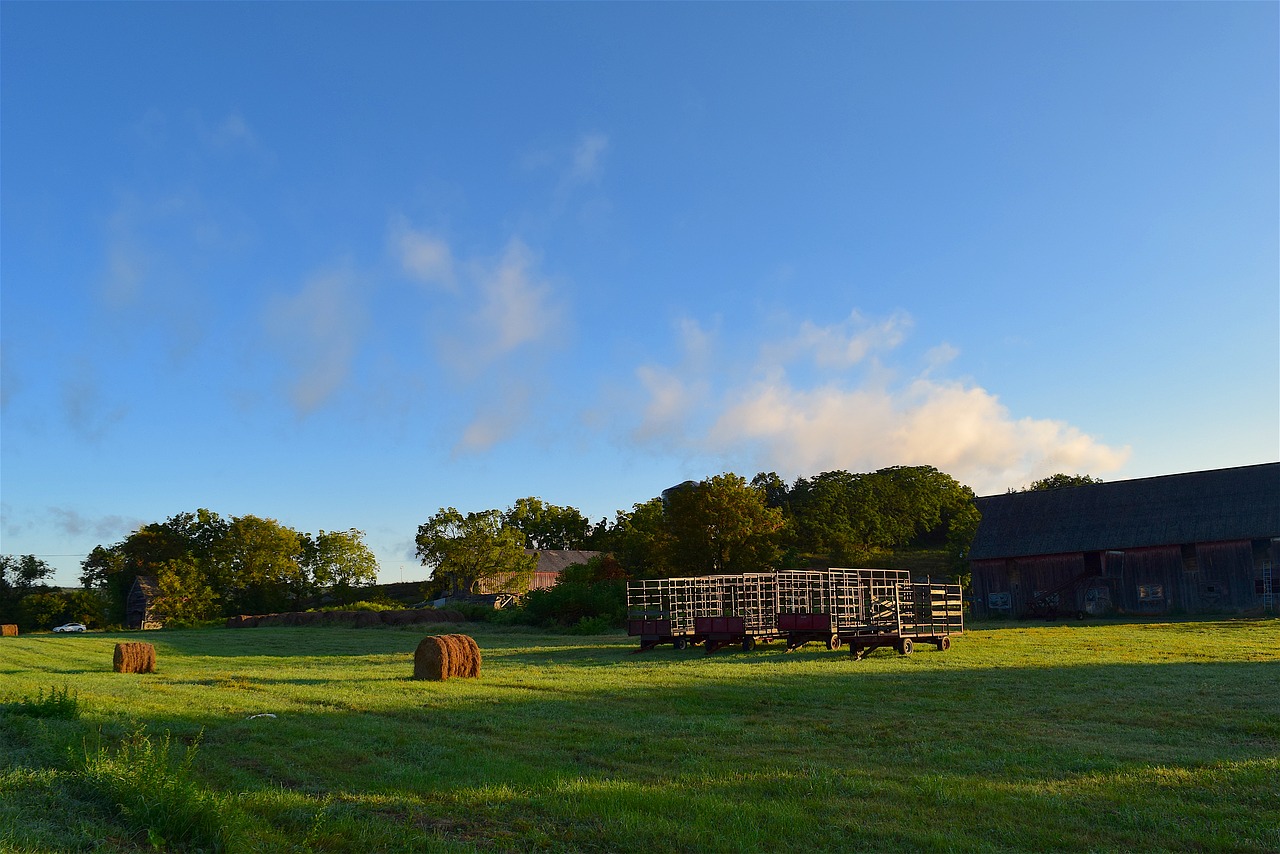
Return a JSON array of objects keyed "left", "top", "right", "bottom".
[
  {"left": 826, "top": 634, "right": 842, "bottom": 651},
  {"left": 673, "top": 638, "right": 688, "bottom": 651},
  {"left": 937, "top": 636, "right": 951, "bottom": 652},
  {"left": 741, "top": 637, "right": 757, "bottom": 652},
  {"left": 898, "top": 638, "right": 914, "bottom": 656}
]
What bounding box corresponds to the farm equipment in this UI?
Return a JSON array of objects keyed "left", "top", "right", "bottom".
[
  {"left": 775, "top": 570, "right": 841, "bottom": 650},
  {"left": 627, "top": 569, "right": 964, "bottom": 657},
  {"left": 1022, "top": 568, "right": 1094, "bottom": 620},
  {"left": 691, "top": 573, "right": 778, "bottom": 653},
  {"left": 823, "top": 570, "right": 964, "bottom": 658},
  {"left": 625, "top": 576, "right": 698, "bottom": 651}
]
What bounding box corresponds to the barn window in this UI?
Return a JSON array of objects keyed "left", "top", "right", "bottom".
[
  {"left": 987, "top": 592, "right": 1011, "bottom": 611},
  {"left": 1137, "top": 584, "right": 1164, "bottom": 602}
]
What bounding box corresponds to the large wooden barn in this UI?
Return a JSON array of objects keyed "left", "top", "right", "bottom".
[{"left": 968, "top": 463, "right": 1279, "bottom": 618}]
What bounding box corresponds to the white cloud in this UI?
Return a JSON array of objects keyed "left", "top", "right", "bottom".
[
  {"left": 767, "top": 310, "right": 912, "bottom": 369},
  {"left": 569, "top": 133, "right": 609, "bottom": 185},
  {"left": 630, "top": 316, "right": 715, "bottom": 443},
  {"left": 473, "top": 239, "right": 561, "bottom": 358},
  {"left": 455, "top": 384, "right": 534, "bottom": 453},
  {"left": 209, "top": 113, "right": 258, "bottom": 149},
  {"left": 393, "top": 222, "right": 456, "bottom": 289},
  {"left": 627, "top": 310, "right": 1130, "bottom": 494},
  {"left": 263, "top": 267, "right": 367, "bottom": 413}
]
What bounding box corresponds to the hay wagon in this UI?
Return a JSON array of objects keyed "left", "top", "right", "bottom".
[
  {"left": 692, "top": 573, "right": 778, "bottom": 653},
  {"left": 835, "top": 573, "right": 965, "bottom": 659},
  {"left": 775, "top": 568, "right": 901, "bottom": 651},
  {"left": 626, "top": 576, "right": 699, "bottom": 651}
]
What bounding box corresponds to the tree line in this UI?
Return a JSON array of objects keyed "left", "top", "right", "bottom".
[
  {"left": 2, "top": 467, "right": 1100, "bottom": 631},
  {"left": 418, "top": 465, "right": 980, "bottom": 599}
]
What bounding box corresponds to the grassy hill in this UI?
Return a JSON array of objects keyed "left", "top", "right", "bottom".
[{"left": 2, "top": 618, "right": 1278, "bottom": 852}]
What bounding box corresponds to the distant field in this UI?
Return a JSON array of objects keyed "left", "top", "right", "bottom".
[{"left": 2, "top": 618, "right": 1278, "bottom": 853}]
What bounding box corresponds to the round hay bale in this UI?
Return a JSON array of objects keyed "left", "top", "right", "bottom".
[
  {"left": 438, "top": 634, "right": 481, "bottom": 679},
  {"left": 440, "top": 634, "right": 467, "bottom": 677},
  {"left": 444, "top": 634, "right": 480, "bottom": 677},
  {"left": 381, "top": 610, "right": 413, "bottom": 626},
  {"left": 461, "top": 634, "right": 481, "bottom": 677},
  {"left": 1, "top": 624, "right": 18, "bottom": 637},
  {"left": 242, "top": 615, "right": 262, "bottom": 628},
  {"left": 413, "top": 636, "right": 450, "bottom": 681},
  {"left": 113, "top": 642, "right": 156, "bottom": 674}
]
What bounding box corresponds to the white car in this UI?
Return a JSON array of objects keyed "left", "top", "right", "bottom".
[{"left": 52, "top": 622, "right": 87, "bottom": 633}]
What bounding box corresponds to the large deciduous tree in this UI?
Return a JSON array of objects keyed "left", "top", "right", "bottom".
[
  {"left": 304, "top": 528, "right": 380, "bottom": 604},
  {"left": 662, "top": 474, "right": 783, "bottom": 576},
  {"left": 416, "top": 508, "right": 535, "bottom": 596},
  {"left": 151, "top": 557, "right": 221, "bottom": 626},
  {"left": 592, "top": 498, "right": 675, "bottom": 578},
  {"left": 0, "top": 555, "right": 57, "bottom": 626},
  {"left": 1023, "top": 473, "right": 1103, "bottom": 491},
  {"left": 217, "top": 515, "right": 306, "bottom": 614},
  {"left": 503, "top": 497, "right": 590, "bottom": 550}
]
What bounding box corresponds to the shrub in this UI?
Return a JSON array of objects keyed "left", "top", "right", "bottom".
[
  {"left": 522, "top": 578, "right": 625, "bottom": 630},
  {"left": 318, "top": 599, "right": 399, "bottom": 612},
  {"left": 74, "top": 726, "right": 241, "bottom": 852},
  {"left": 10, "top": 686, "right": 81, "bottom": 720}
]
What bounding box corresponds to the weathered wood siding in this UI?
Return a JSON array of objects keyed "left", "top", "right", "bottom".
[{"left": 972, "top": 539, "right": 1271, "bottom": 617}]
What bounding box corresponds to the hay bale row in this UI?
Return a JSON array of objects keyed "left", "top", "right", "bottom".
[
  {"left": 413, "top": 634, "right": 481, "bottom": 681},
  {"left": 113, "top": 642, "right": 156, "bottom": 674},
  {"left": 226, "top": 608, "right": 465, "bottom": 629},
  {"left": 1, "top": 624, "right": 17, "bottom": 637}
]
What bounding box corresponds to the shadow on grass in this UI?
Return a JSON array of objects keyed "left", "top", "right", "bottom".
[{"left": 6, "top": 648, "right": 1279, "bottom": 853}]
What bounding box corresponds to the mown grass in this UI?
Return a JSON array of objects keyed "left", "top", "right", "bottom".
[{"left": 1, "top": 617, "right": 1277, "bottom": 852}]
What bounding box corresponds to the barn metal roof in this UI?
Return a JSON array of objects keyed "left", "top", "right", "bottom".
[{"left": 968, "top": 463, "right": 1280, "bottom": 560}]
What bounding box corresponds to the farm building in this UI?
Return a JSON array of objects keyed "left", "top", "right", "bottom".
[
  {"left": 525, "top": 549, "right": 603, "bottom": 590},
  {"left": 126, "top": 575, "right": 164, "bottom": 630},
  {"left": 968, "top": 463, "right": 1279, "bottom": 618},
  {"left": 471, "top": 549, "right": 604, "bottom": 604}
]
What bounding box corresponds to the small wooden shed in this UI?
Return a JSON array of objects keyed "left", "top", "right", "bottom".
[
  {"left": 968, "top": 463, "right": 1279, "bottom": 618},
  {"left": 126, "top": 575, "right": 164, "bottom": 630}
]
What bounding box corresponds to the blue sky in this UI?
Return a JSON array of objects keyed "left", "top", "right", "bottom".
[{"left": 3, "top": 3, "right": 1277, "bottom": 586}]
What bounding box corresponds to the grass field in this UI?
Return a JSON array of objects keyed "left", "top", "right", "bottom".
[{"left": 2, "top": 618, "right": 1278, "bottom": 853}]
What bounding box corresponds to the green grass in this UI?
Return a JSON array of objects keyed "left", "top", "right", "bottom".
[{"left": 1, "top": 618, "right": 1277, "bottom": 852}]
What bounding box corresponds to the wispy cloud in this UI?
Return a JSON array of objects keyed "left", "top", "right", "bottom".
[
  {"left": 455, "top": 383, "right": 534, "bottom": 453},
  {"left": 394, "top": 227, "right": 564, "bottom": 370},
  {"left": 48, "top": 507, "right": 142, "bottom": 541},
  {"left": 471, "top": 239, "right": 562, "bottom": 359},
  {"left": 631, "top": 317, "right": 715, "bottom": 443},
  {"left": 263, "top": 266, "right": 368, "bottom": 414},
  {"left": 769, "top": 310, "right": 912, "bottom": 369},
  {"left": 625, "top": 310, "right": 1130, "bottom": 494},
  {"left": 61, "top": 360, "right": 127, "bottom": 443},
  {"left": 568, "top": 133, "right": 609, "bottom": 186},
  {"left": 391, "top": 220, "right": 456, "bottom": 289}
]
